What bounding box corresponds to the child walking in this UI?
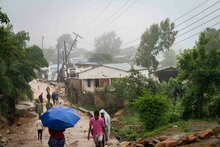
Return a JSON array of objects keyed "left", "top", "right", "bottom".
[{"left": 36, "top": 117, "right": 43, "bottom": 140}]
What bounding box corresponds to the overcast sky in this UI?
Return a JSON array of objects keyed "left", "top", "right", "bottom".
[{"left": 1, "top": 0, "right": 220, "bottom": 52}]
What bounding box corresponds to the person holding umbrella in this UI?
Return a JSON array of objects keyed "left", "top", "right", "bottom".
[
  {"left": 88, "top": 110, "right": 107, "bottom": 147},
  {"left": 40, "top": 106, "right": 80, "bottom": 147},
  {"left": 48, "top": 128, "right": 65, "bottom": 147}
]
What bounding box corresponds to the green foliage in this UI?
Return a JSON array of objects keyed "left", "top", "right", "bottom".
[
  {"left": 144, "top": 125, "right": 170, "bottom": 137},
  {"left": 208, "top": 94, "right": 220, "bottom": 117},
  {"left": 0, "top": 9, "right": 48, "bottom": 122},
  {"left": 113, "top": 67, "right": 149, "bottom": 101},
  {"left": 118, "top": 113, "right": 141, "bottom": 125},
  {"left": 94, "top": 31, "right": 122, "bottom": 57},
  {"left": 178, "top": 31, "right": 220, "bottom": 119},
  {"left": 88, "top": 53, "right": 113, "bottom": 64},
  {"left": 83, "top": 104, "right": 97, "bottom": 111},
  {"left": 135, "top": 18, "right": 177, "bottom": 71},
  {"left": 135, "top": 90, "right": 172, "bottom": 130},
  {"left": 118, "top": 127, "right": 139, "bottom": 141},
  {"left": 0, "top": 8, "right": 9, "bottom": 24}
]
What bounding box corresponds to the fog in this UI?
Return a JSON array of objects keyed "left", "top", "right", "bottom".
[{"left": 1, "top": 0, "right": 220, "bottom": 52}]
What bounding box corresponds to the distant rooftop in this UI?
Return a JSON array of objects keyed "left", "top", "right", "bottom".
[{"left": 103, "top": 63, "right": 146, "bottom": 72}]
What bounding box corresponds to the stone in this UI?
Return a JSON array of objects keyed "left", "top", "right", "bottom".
[
  {"left": 135, "top": 138, "right": 145, "bottom": 144},
  {"left": 114, "top": 109, "right": 124, "bottom": 117},
  {"left": 171, "top": 133, "right": 187, "bottom": 141},
  {"left": 120, "top": 141, "right": 131, "bottom": 147},
  {"left": 186, "top": 134, "right": 197, "bottom": 142},
  {"left": 157, "top": 135, "right": 168, "bottom": 142},
  {"left": 0, "top": 137, "right": 7, "bottom": 143},
  {"left": 135, "top": 144, "right": 144, "bottom": 147},
  {"left": 194, "top": 129, "right": 213, "bottom": 139},
  {"left": 156, "top": 138, "right": 178, "bottom": 147},
  {"left": 213, "top": 126, "right": 220, "bottom": 136},
  {"left": 151, "top": 138, "right": 160, "bottom": 143}
]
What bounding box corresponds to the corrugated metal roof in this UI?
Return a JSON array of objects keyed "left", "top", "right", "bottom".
[{"left": 103, "top": 63, "right": 146, "bottom": 71}]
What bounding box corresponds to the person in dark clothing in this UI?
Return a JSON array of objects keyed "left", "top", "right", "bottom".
[
  {"left": 47, "top": 93, "right": 51, "bottom": 102},
  {"left": 52, "top": 92, "right": 56, "bottom": 105},
  {"left": 48, "top": 128, "right": 65, "bottom": 147},
  {"left": 38, "top": 93, "right": 43, "bottom": 104}
]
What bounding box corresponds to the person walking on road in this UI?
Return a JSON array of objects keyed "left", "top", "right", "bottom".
[
  {"left": 88, "top": 110, "right": 107, "bottom": 147},
  {"left": 35, "top": 99, "right": 43, "bottom": 116},
  {"left": 46, "top": 86, "right": 50, "bottom": 94},
  {"left": 46, "top": 100, "right": 53, "bottom": 110},
  {"left": 36, "top": 117, "right": 43, "bottom": 140},
  {"left": 48, "top": 128, "right": 65, "bottom": 147},
  {"left": 38, "top": 93, "right": 43, "bottom": 104}
]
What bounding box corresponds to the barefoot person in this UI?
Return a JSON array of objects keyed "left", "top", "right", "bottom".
[{"left": 87, "top": 110, "right": 107, "bottom": 147}]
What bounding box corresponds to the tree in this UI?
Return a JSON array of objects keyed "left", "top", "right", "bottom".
[
  {"left": 88, "top": 53, "right": 112, "bottom": 64},
  {"left": 113, "top": 67, "right": 160, "bottom": 101},
  {"left": 135, "top": 18, "right": 177, "bottom": 72},
  {"left": 94, "top": 31, "right": 122, "bottom": 57},
  {"left": 0, "top": 9, "right": 48, "bottom": 123},
  {"left": 178, "top": 32, "right": 220, "bottom": 119},
  {"left": 160, "top": 49, "right": 177, "bottom": 68},
  {"left": 57, "top": 34, "right": 74, "bottom": 50}
]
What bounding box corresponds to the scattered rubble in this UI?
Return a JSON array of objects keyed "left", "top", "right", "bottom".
[{"left": 118, "top": 125, "right": 220, "bottom": 147}]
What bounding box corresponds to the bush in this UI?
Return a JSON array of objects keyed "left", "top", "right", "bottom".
[
  {"left": 135, "top": 90, "right": 172, "bottom": 131},
  {"left": 117, "top": 127, "right": 138, "bottom": 141},
  {"left": 208, "top": 94, "right": 220, "bottom": 117}
]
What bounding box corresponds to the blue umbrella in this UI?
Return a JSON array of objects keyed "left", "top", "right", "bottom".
[{"left": 40, "top": 106, "right": 80, "bottom": 130}]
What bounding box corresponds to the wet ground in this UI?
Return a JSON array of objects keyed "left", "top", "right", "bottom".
[{"left": 2, "top": 80, "right": 119, "bottom": 147}]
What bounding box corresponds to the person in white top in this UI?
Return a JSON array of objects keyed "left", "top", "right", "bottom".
[
  {"left": 99, "top": 109, "right": 111, "bottom": 141},
  {"left": 36, "top": 117, "right": 44, "bottom": 140}
]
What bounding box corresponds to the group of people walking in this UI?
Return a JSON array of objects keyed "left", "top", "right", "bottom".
[
  {"left": 88, "top": 110, "right": 111, "bottom": 147},
  {"left": 35, "top": 86, "right": 59, "bottom": 116},
  {"left": 35, "top": 86, "right": 111, "bottom": 147}
]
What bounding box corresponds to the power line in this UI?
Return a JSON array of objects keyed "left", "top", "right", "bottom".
[
  {"left": 121, "top": 1, "right": 220, "bottom": 48},
  {"left": 173, "top": 0, "right": 210, "bottom": 22},
  {"left": 178, "top": 7, "right": 220, "bottom": 32},
  {"left": 175, "top": 0, "right": 220, "bottom": 28},
  {"left": 88, "top": 0, "right": 138, "bottom": 37},
  {"left": 176, "top": 14, "right": 220, "bottom": 38},
  {"left": 80, "top": 0, "right": 114, "bottom": 32},
  {"left": 83, "top": 0, "right": 132, "bottom": 35},
  {"left": 174, "top": 21, "right": 220, "bottom": 45}
]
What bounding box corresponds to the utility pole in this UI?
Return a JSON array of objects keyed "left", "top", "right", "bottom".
[
  {"left": 64, "top": 41, "right": 68, "bottom": 79},
  {"left": 41, "top": 36, "right": 44, "bottom": 50},
  {"left": 57, "top": 43, "right": 60, "bottom": 84}
]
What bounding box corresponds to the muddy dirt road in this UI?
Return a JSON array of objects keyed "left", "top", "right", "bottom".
[{"left": 2, "top": 80, "right": 119, "bottom": 147}]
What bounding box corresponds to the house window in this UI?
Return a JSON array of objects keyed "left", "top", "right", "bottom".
[
  {"left": 95, "top": 79, "right": 99, "bottom": 87},
  {"left": 87, "top": 79, "right": 91, "bottom": 87}
]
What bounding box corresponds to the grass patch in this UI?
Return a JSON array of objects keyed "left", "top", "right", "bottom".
[
  {"left": 144, "top": 125, "right": 170, "bottom": 137},
  {"left": 118, "top": 112, "right": 141, "bottom": 125},
  {"left": 82, "top": 104, "right": 97, "bottom": 111}
]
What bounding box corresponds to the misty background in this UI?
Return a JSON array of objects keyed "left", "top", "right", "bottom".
[{"left": 1, "top": 0, "right": 220, "bottom": 66}]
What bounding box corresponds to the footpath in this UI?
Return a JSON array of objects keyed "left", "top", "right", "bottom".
[{"left": 0, "top": 80, "right": 119, "bottom": 147}]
